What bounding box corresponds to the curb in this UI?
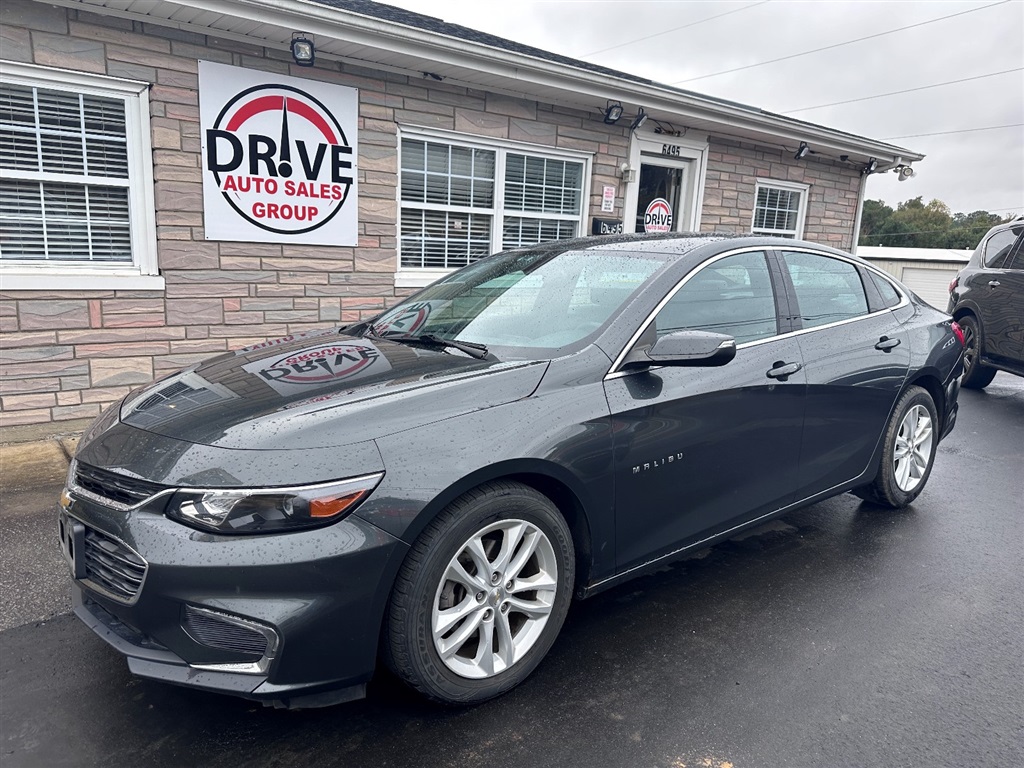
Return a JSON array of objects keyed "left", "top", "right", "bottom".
[{"left": 0, "top": 436, "right": 78, "bottom": 493}]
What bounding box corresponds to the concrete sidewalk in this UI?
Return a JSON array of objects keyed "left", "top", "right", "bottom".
[{"left": 0, "top": 435, "right": 79, "bottom": 493}]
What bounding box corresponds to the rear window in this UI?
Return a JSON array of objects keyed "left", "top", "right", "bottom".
[{"left": 870, "top": 271, "right": 902, "bottom": 308}]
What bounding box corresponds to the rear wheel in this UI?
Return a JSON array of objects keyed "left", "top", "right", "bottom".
[
  {"left": 959, "top": 315, "right": 996, "bottom": 389},
  {"left": 853, "top": 385, "right": 938, "bottom": 508},
  {"left": 384, "top": 481, "right": 574, "bottom": 704}
]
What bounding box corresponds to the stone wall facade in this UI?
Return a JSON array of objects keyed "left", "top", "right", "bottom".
[
  {"left": 701, "top": 137, "right": 863, "bottom": 249},
  {"left": 0, "top": 1, "right": 866, "bottom": 434}
]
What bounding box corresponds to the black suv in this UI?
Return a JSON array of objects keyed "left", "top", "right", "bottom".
[{"left": 948, "top": 219, "right": 1024, "bottom": 388}]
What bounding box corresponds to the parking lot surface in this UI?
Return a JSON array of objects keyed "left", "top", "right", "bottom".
[{"left": 1, "top": 374, "right": 1021, "bottom": 768}]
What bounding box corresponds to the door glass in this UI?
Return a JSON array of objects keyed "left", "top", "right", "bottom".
[
  {"left": 636, "top": 164, "right": 682, "bottom": 233},
  {"left": 653, "top": 251, "right": 778, "bottom": 344},
  {"left": 782, "top": 251, "right": 869, "bottom": 329}
]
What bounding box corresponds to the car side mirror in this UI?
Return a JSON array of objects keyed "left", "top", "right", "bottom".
[{"left": 622, "top": 330, "right": 737, "bottom": 369}]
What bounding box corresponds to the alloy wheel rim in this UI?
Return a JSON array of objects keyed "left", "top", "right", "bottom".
[
  {"left": 893, "top": 404, "right": 934, "bottom": 492},
  {"left": 431, "top": 519, "right": 558, "bottom": 679}
]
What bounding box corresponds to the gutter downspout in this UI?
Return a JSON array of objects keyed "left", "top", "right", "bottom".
[{"left": 851, "top": 171, "right": 869, "bottom": 255}]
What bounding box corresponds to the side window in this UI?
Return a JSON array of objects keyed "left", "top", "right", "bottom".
[
  {"left": 654, "top": 251, "right": 778, "bottom": 345},
  {"left": 782, "top": 251, "right": 869, "bottom": 329},
  {"left": 983, "top": 229, "right": 1018, "bottom": 268},
  {"left": 869, "top": 271, "right": 902, "bottom": 309}
]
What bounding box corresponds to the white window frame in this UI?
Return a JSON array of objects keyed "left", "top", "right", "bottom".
[
  {"left": 396, "top": 126, "right": 592, "bottom": 289},
  {"left": 751, "top": 178, "right": 809, "bottom": 239},
  {"left": 0, "top": 60, "right": 161, "bottom": 290}
]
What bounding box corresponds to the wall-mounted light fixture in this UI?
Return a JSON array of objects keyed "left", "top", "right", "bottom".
[
  {"left": 794, "top": 142, "right": 810, "bottom": 160},
  {"left": 619, "top": 162, "right": 637, "bottom": 183},
  {"left": 604, "top": 101, "right": 624, "bottom": 124},
  {"left": 629, "top": 108, "right": 648, "bottom": 132},
  {"left": 896, "top": 165, "right": 916, "bottom": 182},
  {"left": 291, "top": 34, "right": 315, "bottom": 67}
]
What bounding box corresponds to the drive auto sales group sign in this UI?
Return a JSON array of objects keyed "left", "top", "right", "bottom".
[{"left": 199, "top": 61, "right": 358, "bottom": 245}]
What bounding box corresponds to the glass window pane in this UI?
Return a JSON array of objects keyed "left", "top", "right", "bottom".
[
  {"left": 870, "top": 271, "right": 901, "bottom": 308},
  {"left": 0, "top": 82, "right": 135, "bottom": 264},
  {"left": 752, "top": 184, "right": 802, "bottom": 236},
  {"left": 400, "top": 208, "right": 493, "bottom": 269},
  {"left": 504, "top": 153, "right": 584, "bottom": 216},
  {"left": 984, "top": 230, "right": 1016, "bottom": 267},
  {"left": 654, "top": 251, "right": 778, "bottom": 344},
  {"left": 402, "top": 139, "right": 425, "bottom": 170},
  {"left": 783, "top": 251, "right": 869, "bottom": 328},
  {"left": 502, "top": 216, "right": 577, "bottom": 249}
]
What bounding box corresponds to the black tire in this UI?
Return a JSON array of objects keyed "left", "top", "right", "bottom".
[
  {"left": 959, "top": 314, "right": 997, "bottom": 389},
  {"left": 853, "top": 385, "right": 939, "bottom": 508},
  {"left": 383, "top": 481, "right": 574, "bottom": 704}
]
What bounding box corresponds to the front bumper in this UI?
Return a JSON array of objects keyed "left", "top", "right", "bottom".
[{"left": 60, "top": 490, "right": 407, "bottom": 708}]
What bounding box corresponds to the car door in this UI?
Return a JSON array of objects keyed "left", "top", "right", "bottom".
[
  {"left": 970, "top": 225, "right": 1024, "bottom": 363},
  {"left": 605, "top": 249, "right": 806, "bottom": 571},
  {"left": 776, "top": 249, "right": 911, "bottom": 500}
]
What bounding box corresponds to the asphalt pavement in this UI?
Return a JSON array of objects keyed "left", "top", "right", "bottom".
[{"left": 1, "top": 374, "right": 1021, "bottom": 768}]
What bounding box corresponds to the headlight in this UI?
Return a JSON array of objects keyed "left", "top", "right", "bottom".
[{"left": 166, "top": 473, "right": 384, "bottom": 535}]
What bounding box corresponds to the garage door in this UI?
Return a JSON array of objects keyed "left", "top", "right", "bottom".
[{"left": 900, "top": 267, "right": 957, "bottom": 310}]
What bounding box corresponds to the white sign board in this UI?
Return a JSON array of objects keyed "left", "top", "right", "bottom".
[
  {"left": 601, "top": 185, "right": 616, "bottom": 213},
  {"left": 199, "top": 61, "right": 359, "bottom": 245}
]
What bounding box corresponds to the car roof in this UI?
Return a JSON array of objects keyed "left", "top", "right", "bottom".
[{"left": 510, "top": 232, "right": 859, "bottom": 261}]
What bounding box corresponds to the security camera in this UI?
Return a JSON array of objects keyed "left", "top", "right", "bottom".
[{"left": 897, "top": 165, "right": 916, "bottom": 182}]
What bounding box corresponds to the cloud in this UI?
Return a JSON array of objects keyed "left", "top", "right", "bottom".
[{"left": 385, "top": 0, "right": 1024, "bottom": 215}]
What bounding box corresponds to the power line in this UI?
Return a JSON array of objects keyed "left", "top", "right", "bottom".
[
  {"left": 867, "top": 221, "right": 1020, "bottom": 239},
  {"left": 780, "top": 67, "right": 1023, "bottom": 114},
  {"left": 866, "top": 204, "right": 1024, "bottom": 215},
  {"left": 578, "top": 1, "right": 770, "bottom": 58},
  {"left": 881, "top": 123, "right": 1024, "bottom": 140},
  {"left": 671, "top": 0, "right": 1012, "bottom": 84}
]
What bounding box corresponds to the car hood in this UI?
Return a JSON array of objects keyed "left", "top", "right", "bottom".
[{"left": 117, "top": 329, "right": 548, "bottom": 450}]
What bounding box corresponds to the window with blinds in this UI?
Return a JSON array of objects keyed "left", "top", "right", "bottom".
[
  {"left": 399, "top": 136, "right": 586, "bottom": 270},
  {"left": 751, "top": 180, "right": 808, "bottom": 239},
  {"left": 0, "top": 81, "right": 133, "bottom": 263}
]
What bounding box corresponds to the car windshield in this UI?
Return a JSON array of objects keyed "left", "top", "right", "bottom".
[{"left": 364, "top": 246, "right": 667, "bottom": 356}]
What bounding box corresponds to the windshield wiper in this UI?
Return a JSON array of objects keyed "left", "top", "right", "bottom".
[
  {"left": 365, "top": 329, "right": 491, "bottom": 360},
  {"left": 416, "top": 333, "right": 490, "bottom": 360}
]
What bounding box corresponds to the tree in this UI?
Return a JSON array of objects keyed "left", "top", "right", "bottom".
[
  {"left": 860, "top": 199, "right": 893, "bottom": 242},
  {"left": 857, "top": 197, "right": 1015, "bottom": 248}
]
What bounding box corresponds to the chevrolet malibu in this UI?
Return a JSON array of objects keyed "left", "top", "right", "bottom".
[{"left": 59, "top": 234, "right": 963, "bottom": 707}]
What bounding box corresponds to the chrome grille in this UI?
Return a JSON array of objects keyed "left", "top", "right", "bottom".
[
  {"left": 183, "top": 605, "right": 269, "bottom": 657},
  {"left": 74, "top": 463, "right": 165, "bottom": 507},
  {"left": 83, "top": 526, "right": 147, "bottom": 603}
]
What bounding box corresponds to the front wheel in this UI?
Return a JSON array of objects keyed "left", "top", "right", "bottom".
[
  {"left": 383, "top": 481, "right": 574, "bottom": 704},
  {"left": 853, "top": 385, "right": 939, "bottom": 508}
]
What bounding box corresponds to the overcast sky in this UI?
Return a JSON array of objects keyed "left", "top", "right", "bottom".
[{"left": 385, "top": 0, "right": 1023, "bottom": 218}]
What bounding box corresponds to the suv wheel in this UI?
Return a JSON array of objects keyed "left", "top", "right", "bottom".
[{"left": 958, "top": 315, "right": 997, "bottom": 389}]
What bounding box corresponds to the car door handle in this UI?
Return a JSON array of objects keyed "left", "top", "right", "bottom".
[
  {"left": 766, "top": 361, "right": 801, "bottom": 380},
  {"left": 988, "top": 280, "right": 1001, "bottom": 287},
  {"left": 875, "top": 336, "right": 901, "bottom": 352}
]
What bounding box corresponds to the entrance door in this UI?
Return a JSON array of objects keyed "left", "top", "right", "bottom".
[{"left": 635, "top": 163, "right": 686, "bottom": 233}]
